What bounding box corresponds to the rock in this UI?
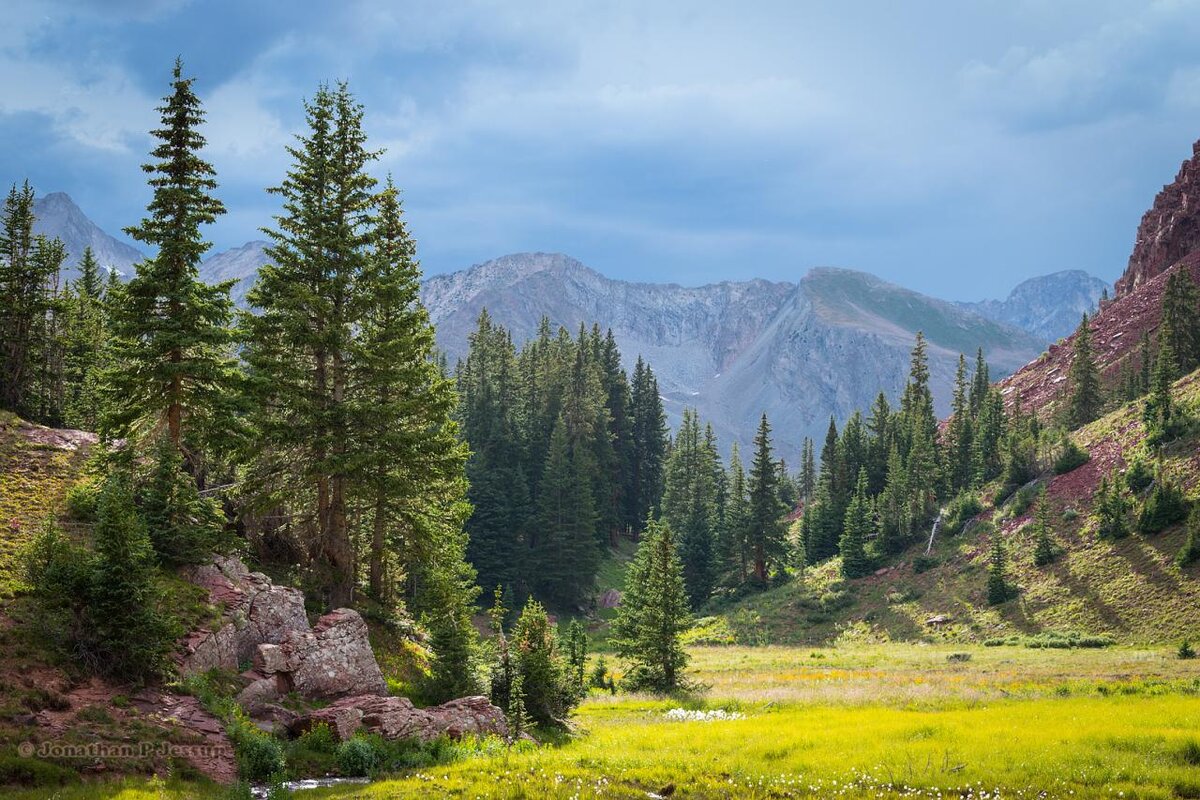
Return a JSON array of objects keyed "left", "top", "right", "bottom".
[
  {"left": 290, "top": 695, "right": 508, "bottom": 743},
  {"left": 179, "top": 555, "right": 309, "bottom": 675},
  {"left": 235, "top": 607, "right": 386, "bottom": 711},
  {"left": 599, "top": 589, "right": 622, "bottom": 609},
  {"left": 1118, "top": 139, "right": 1200, "bottom": 297},
  {"left": 924, "top": 614, "right": 952, "bottom": 626}
]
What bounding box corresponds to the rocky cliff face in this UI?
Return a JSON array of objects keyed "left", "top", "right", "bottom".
[
  {"left": 958, "top": 270, "right": 1108, "bottom": 343},
  {"left": 1116, "top": 140, "right": 1200, "bottom": 297},
  {"left": 422, "top": 254, "right": 1046, "bottom": 457},
  {"left": 197, "top": 240, "right": 269, "bottom": 306}
]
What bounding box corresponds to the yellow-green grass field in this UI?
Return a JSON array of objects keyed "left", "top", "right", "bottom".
[{"left": 8, "top": 643, "right": 1200, "bottom": 800}]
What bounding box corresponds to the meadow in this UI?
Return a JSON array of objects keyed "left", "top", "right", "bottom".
[{"left": 10, "top": 643, "right": 1200, "bottom": 800}]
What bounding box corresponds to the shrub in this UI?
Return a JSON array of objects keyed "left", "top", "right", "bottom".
[
  {"left": 1180, "top": 640, "right": 1197, "bottom": 660},
  {"left": 913, "top": 555, "right": 939, "bottom": 574},
  {"left": 1005, "top": 484, "right": 1039, "bottom": 519},
  {"left": 1125, "top": 459, "right": 1154, "bottom": 493},
  {"left": 336, "top": 735, "right": 381, "bottom": 777},
  {"left": 1053, "top": 440, "right": 1090, "bottom": 475},
  {"left": 65, "top": 479, "right": 100, "bottom": 522},
  {"left": 509, "top": 600, "right": 578, "bottom": 726},
  {"left": 0, "top": 756, "right": 75, "bottom": 787},
  {"left": 943, "top": 492, "right": 983, "bottom": 536},
  {"left": 1177, "top": 510, "right": 1200, "bottom": 567},
  {"left": 1137, "top": 479, "right": 1189, "bottom": 535},
  {"left": 227, "top": 711, "right": 286, "bottom": 782}
]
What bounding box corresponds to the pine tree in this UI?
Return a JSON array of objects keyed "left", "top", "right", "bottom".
[
  {"left": 1144, "top": 339, "right": 1178, "bottom": 445},
  {"left": 865, "top": 392, "right": 891, "bottom": 494},
  {"left": 947, "top": 354, "right": 974, "bottom": 492},
  {"left": 611, "top": 519, "right": 691, "bottom": 693},
  {"left": 1094, "top": 473, "right": 1131, "bottom": 541},
  {"left": 876, "top": 443, "right": 909, "bottom": 554},
  {"left": 1160, "top": 268, "right": 1200, "bottom": 374},
  {"left": 1032, "top": 488, "right": 1057, "bottom": 567},
  {"left": 90, "top": 473, "right": 176, "bottom": 680},
  {"left": 662, "top": 409, "right": 719, "bottom": 607},
  {"left": 986, "top": 535, "right": 1013, "bottom": 605},
  {"left": 350, "top": 178, "right": 469, "bottom": 602},
  {"left": 968, "top": 347, "right": 990, "bottom": 417},
  {"left": 722, "top": 442, "right": 751, "bottom": 583},
  {"left": 840, "top": 470, "right": 873, "bottom": 578},
  {"left": 243, "top": 83, "right": 378, "bottom": 608},
  {"left": 422, "top": 564, "right": 483, "bottom": 703},
  {"left": 510, "top": 599, "right": 577, "bottom": 727},
  {"left": 799, "top": 436, "right": 816, "bottom": 503},
  {"left": 629, "top": 357, "right": 668, "bottom": 531},
  {"left": 747, "top": 414, "right": 787, "bottom": 584},
  {"left": 564, "top": 619, "right": 588, "bottom": 699},
  {"left": 105, "top": 60, "right": 237, "bottom": 460},
  {"left": 1066, "top": 313, "right": 1102, "bottom": 428},
  {"left": 1176, "top": 508, "right": 1200, "bottom": 568},
  {"left": 140, "top": 434, "right": 224, "bottom": 565},
  {"left": 533, "top": 416, "right": 599, "bottom": 608},
  {"left": 61, "top": 247, "right": 110, "bottom": 429}
]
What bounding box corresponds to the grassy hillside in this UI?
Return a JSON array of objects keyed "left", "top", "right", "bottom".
[{"left": 717, "top": 368, "right": 1200, "bottom": 647}]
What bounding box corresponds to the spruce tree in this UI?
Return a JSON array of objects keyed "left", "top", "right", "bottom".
[
  {"left": 662, "top": 409, "right": 719, "bottom": 607},
  {"left": 611, "top": 519, "right": 691, "bottom": 693},
  {"left": 876, "top": 443, "right": 909, "bottom": 554},
  {"left": 865, "top": 392, "right": 891, "bottom": 494},
  {"left": 840, "top": 469, "right": 873, "bottom": 578},
  {"left": 630, "top": 357, "right": 668, "bottom": 530},
  {"left": 243, "top": 83, "right": 378, "bottom": 608},
  {"left": 1160, "top": 268, "right": 1200, "bottom": 374},
  {"left": 947, "top": 354, "right": 974, "bottom": 492},
  {"left": 1094, "top": 473, "right": 1131, "bottom": 541},
  {"left": 1144, "top": 340, "right": 1178, "bottom": 445},
  {"left": 61, "top": 247, "right": 110, "bottom": 430},
  {"left": 533, "top": 416, "right": 599, "bottom": 608},
  {"left": 1066, "top": 313, "right": 1102, "bottom": 428},
  {"left": 968, "top": 347, "right": 990, "bottom": 417},
  {"left": 986, "top": 536, "right": 1013, "bottom": 605},
  {"left": 799, "top": 436, "right": 816, "bottom": 503},
  {"left": 140, "top": 434, "right": 224, "bottom": 565},
  {"left": 1032, "top": 488, "right": 1057, "bottom": 567},
  {"left": 722, "top": 442, "right": 751, "bottom": 583},
  {"left": 105, "top": 59, "right": 237, "bottom": 459},
  {"left": 747, "top": 414, "right": 787, "bottom": 583},
  {"left": 510, "top": 599, "right": 577, "bottom": 727}
]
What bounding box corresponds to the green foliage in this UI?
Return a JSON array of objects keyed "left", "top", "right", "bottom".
[
  {"left": 1053, "top": 439, "right": 1090, "bottom": 475},
  {"left": 421, "top": 565, "right": 483, "bottom": 704},
  {"left": 662, "top": 409, "right": 720, "bottom": 606},
  {"left": 913, "top": 554, "right": 939, "bottom": 574},
  {"left": 1067, "top": 313, "right": 1103, "bottom": 428},
  {"left": 1094, "top": 473, "right": 1132, "bottom": 541},
  {"left": 1126, "top": 459, "right": 1154, "bottom": 493},
  {"left": 1032, "top": 489, "right": 1058, "bottom": 567},
  {"left": 987, "top": 536, "right": 1015, "bottom": 605},
  {"left": 510, "top": 599, "right": 578, "bottom": 727},
  {"left": 1179, "top": 640, "right": 1197, "bottom": 660},
  {"left": 0, "top": 756, "right": 76, "bottom": 788},
  {"left": 1137, "top": 477, "right": 1189, "bottom": 535},
  {"left": 336, "top": 736, "right": 381, "bottom": 777},
  {"left": 943, "top": 491, "right": 983, "bottom": 536},
  {"left": 1176, "top": 509, "right": 1200, "bottom": 567},
  {"left": 588, "top": 655, "right": 616, "bottom": 692},
  {"left": 839, "top": 470, "right": 873, "bottom": 579},
  {"left": 563, "top": 619, "right": 588, "bottom": 699},
  {"left": 64, "top": 478, "right": 100, "bottom": 522},
  {"left": 140, "top": 435, "right": 224, "bottom": 564},
  {"left": 612, "top": 519, "right": 692, "bottom": 693},
  {"left": 746, "top": 414, "right": 787, "bottom": 584},
  {"left": 226, "top": 707, "right": 286, "bottom": 782}
]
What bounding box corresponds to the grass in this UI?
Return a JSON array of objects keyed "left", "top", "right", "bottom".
[{"left": 7, "top": 643, "right": 1200, "bottom": 799}]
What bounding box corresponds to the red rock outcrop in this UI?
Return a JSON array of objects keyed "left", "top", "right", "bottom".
[
  {"left": 289, "top": 695, "right": 509, "bottom": 743},
  {"left": 1117, "top": 139, "right": 1200, "bottom": 297}
]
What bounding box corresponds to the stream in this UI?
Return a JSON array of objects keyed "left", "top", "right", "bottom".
[{"left": 251, "top": 777, "right": 371, "bottom": 797}]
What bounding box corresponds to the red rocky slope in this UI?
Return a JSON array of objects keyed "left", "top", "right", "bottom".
[{"left": 1116, "top": 140, "right": 1200, "bottom": 297}]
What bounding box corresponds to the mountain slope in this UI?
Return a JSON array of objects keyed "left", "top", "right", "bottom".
[
  {"left": 32, "top": 192, "right": 144, "bottom": 279},
  {"left": 1117, "top": 139, "right": 1200, "bottom": 296},
  {"left": 958, "top": 270, "right": 1108, "bottom": 343},
  {"left": 422, "top": 254, "right": 1046, "bottom": 456},
  {"left": 197, "top": 240, "right": 268, "bottom": 306}
]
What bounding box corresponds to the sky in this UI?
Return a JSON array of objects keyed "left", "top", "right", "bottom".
[{"left": 3, "top": 0, "right": 1200, "bottom": 300}]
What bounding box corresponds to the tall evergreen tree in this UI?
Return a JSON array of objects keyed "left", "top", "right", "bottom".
[
  {"left": 104, "top": 60, "right": 236, "bottom": 460},
  {"left": 1066, "top": 313, "right": 1103, "bottom": 428},
  {"left": 533, "top": 416, "right": 599, "bottom": 608},
  {"left": 1160, "top": 268, "right": 1200, "bottom": 375},
  {"left": 661, "top": 409, "right": 719, "bottom": 607},
  {"left": 968, "top": 347, "right": 990, "bottom": 417},
  {"left": 721, "top": 442, "right": 751, "bottom": 584},
  {"left": 629, "top": 357, "right": 668, "bottom": 530},
  {"left": 840, "top": 469, "right": 873, "bottom": 578},
  {"left": 799, "top": 436, "right": 816, "bottom": 503},
  {"left": 243, "top": 83, "right": 379, "bottom": 608},
  {"left": 1032, "top": 488, "right": 1057, "bottom": 567},
  {"left": 611, "top": 519, "right": 691, "bottom": 693},
  {"left": 747, "top": 414, "right": 787, "bottom": 583},
  {"left": 947, "top": 354, "right": 974, "bottom": 492}
]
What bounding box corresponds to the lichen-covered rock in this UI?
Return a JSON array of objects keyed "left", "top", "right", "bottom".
[
  {"left": 290, "top": 695, "right": 508, "bottom": 743},
  {"left": 179, "top": 555, "right": 309, "bottom": 675}
]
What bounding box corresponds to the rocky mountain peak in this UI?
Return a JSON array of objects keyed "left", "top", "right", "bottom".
[
  {"left": 31, "top": 191, "right": 144, "bottom": 278},
  {"left": 1116, "top": 139, "right": 1200, "bottom": 297}
]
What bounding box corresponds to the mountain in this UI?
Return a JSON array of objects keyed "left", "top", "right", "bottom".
[
  {"left": 31, "top": 192, "right": 144, "bottom": 279},
  {"left": 421, "top": 253, "right": 1046, "bottom": 456},
  {"left": 957, "top": 270, "right": 1108, "bottom": 343},
  {"left": 1116, "top": 139, "right": 1200, "bottom": 297},
  {"left": 198, "top": 240, "right": 268, "bottom": 306}
]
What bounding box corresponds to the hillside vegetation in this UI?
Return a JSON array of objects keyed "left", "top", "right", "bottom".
[{"left": 715, "top": 367, "right": 1200, "bottom": 646}]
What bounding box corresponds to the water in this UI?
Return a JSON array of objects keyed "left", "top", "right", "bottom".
[
  {"left": 251, "top": 777, "right": 371, "bottom": 798},
  {"left": 925, "top": 510, "right": 943, "bottom": 554}
]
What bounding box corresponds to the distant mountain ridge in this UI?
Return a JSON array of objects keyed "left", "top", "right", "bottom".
[
  {"left": 958, "top": 270, "right": 1108, "bottom": 342},
  {"left": 30, "top": 192, "right": 1103, "bottom": 455},
  {"left": 31, "top": 192, "right": 143, "bottom": 279}
]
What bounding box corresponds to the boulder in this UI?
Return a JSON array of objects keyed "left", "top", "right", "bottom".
[
  {"left": 235, "top": 607, "right": 386, "bottom": 710},
  {"left": 290, "top": 695, "right": 508, "bottom": 743},
  {"left": 179, "top": 555, "right": 309, "bottom": 675}
]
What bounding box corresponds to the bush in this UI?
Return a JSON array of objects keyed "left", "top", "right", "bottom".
[
  {"left": 0, "top": 756, "right": 76, "bottom": 787},
  {"left": 913, "top": 555, "right": 939, "bottom": 574},
  {"left": 1177, "top": 510, "right": 1200, "bottom": 567},
  {"left": 943, "top": 492, "right": 983, "bottom": 536},
  {"left": 1137, "top": 479, "right": 1189, "bottom": 535},
  {"left": 65, "top": 479, "right": 101, "bottom": 522},
  {"left": 228, "top": 714, "right": 285, "bottom": 782},
  {"left": 509, "top": 600, "right": 578, "bottom": 727},
  {"left": 1179, "top": 640, "right": 1197, "bottom": 660},
  {"left": 1005, "top": 484, "right": 1039, "bottom": 519},
  {"left": 336, "top": 735, "right": 381, "bottom": 777},
  {"left": 1053, "top": 440, "right": 1090, "bottom": 475},
  {"left": 1125, "top": 459, "right": 1154, "bottom": 493}
]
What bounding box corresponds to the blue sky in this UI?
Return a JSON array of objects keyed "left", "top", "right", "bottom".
[{"left": 3, "top": 0, "right": 1200, "bottom": 299}]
